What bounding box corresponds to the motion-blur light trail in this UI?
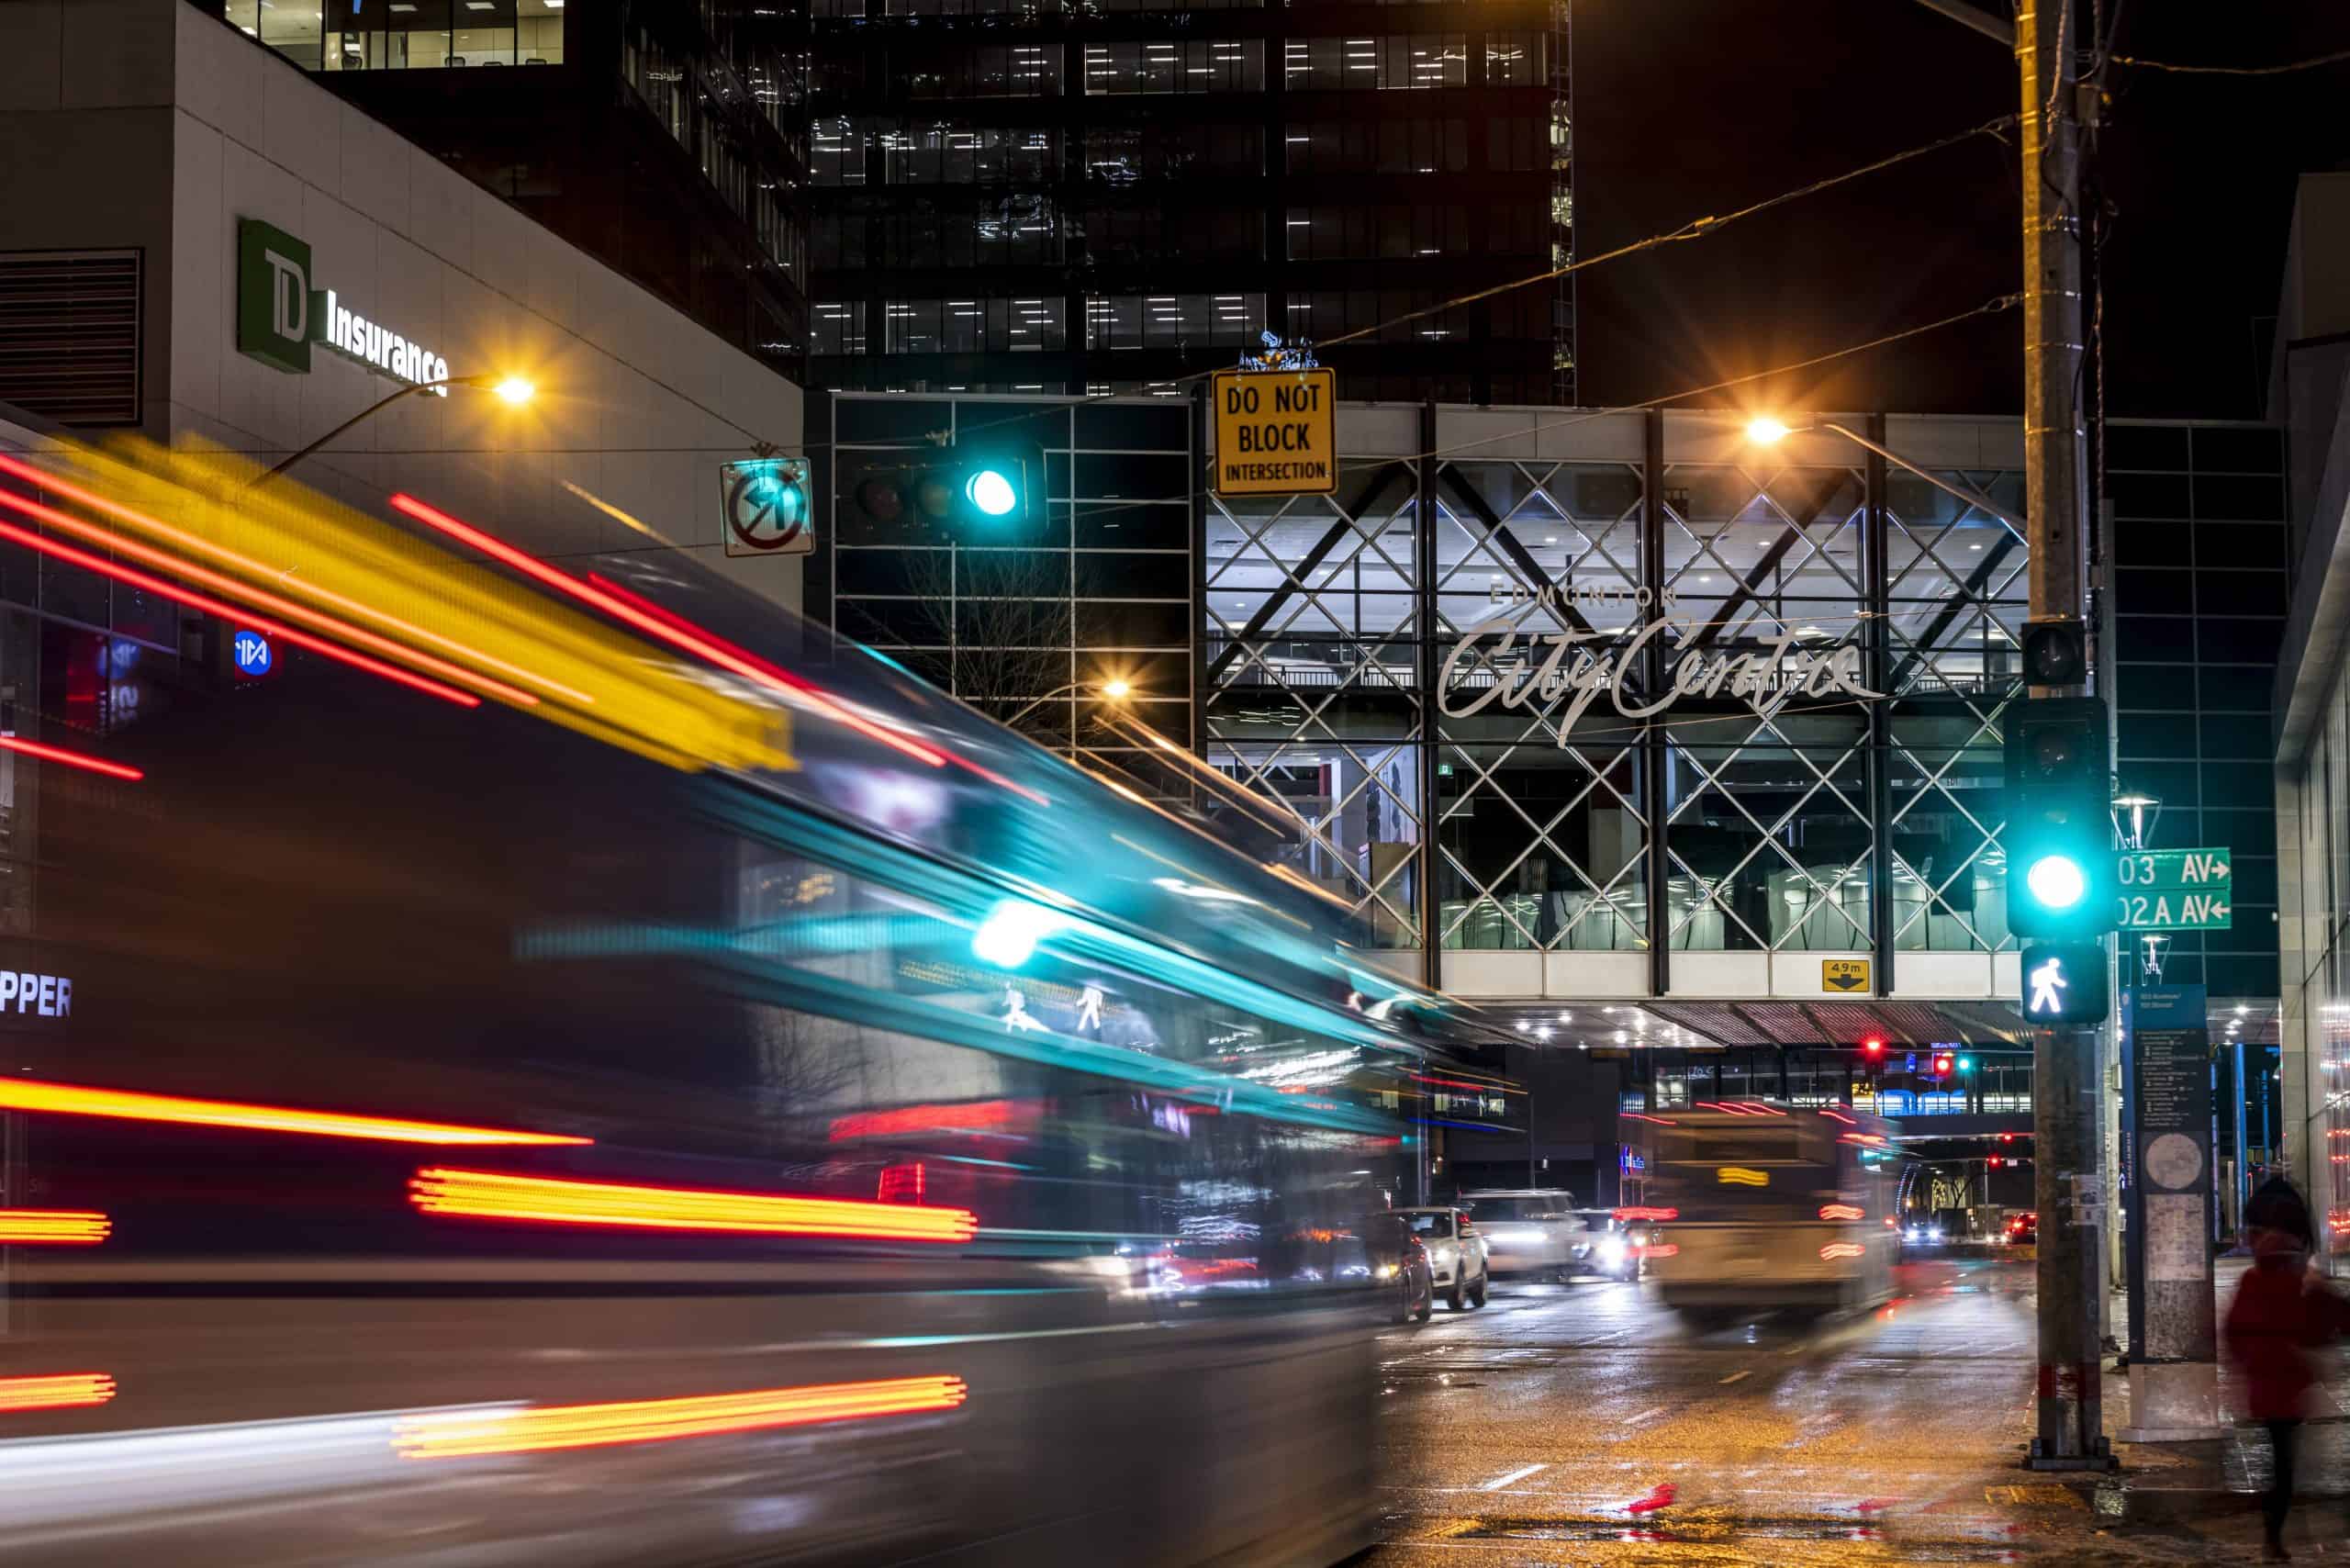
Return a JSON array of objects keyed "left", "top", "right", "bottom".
[
  {"left": 0, "top": 1209, "right": 111, "bottom": 1244},
  {"left": 0, "top": 735, "right": 142, "bottom": 783},
  {"left": 410, "top": 1167, "right": 980, "bottom": 1242},
  {"left": 0, "top": 479, "right": 540, "bottom": 708},
  {"left": 0, "top": 507, "right": 482, "bottom": 709},
  {"left": 0, "top": 1080, "right": 591, "bottom": 1147},
  {"left": 0, "top": 452, "right": 593, "bottom": 707},
  {"left": 392, "top": 1375, "right": 970, "bottom": 1459},
  {"left": 0, "top": 1374, "right": 117, "bottom": 1412}
]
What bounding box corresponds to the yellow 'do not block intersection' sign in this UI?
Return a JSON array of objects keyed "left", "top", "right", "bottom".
[{"left": 1212, "top": 368, "right": 1337, "bottom": 497}]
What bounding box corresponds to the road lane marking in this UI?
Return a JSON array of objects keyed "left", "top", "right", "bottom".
[
  {"left": 1623, "top": 1406, "right": 1664, "bottom": 1427},
  {"left": 1718, "top": 1369, "right": 1751, "bottom": 1385},
  {"left": 1479, "top": 1463, "right": 1550, "bottom": 1491}
]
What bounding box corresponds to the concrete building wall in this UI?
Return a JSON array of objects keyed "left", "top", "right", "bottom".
[{"left": 0, "top": 0, "right": 804, "bottom": 613}]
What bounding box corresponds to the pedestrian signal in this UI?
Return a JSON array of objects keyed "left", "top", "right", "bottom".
[{"left": 2019, "top": 941, "right": 2109, "bottom": 1026}]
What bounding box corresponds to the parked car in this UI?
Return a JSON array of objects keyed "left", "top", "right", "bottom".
[
  {"left": 1360, "top": 1212, "right": 1435, "bottom": 1323},
  {"left": 1395, "top": 1205, "right": 1490, "bottom": 1310},
  {"left": 1460, "top": 1189, "right": 1590, "bottom": 1282}
]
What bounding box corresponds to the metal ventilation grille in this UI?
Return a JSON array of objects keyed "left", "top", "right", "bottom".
[{"left": 0, "top": 251, "right": 141, "bottom": 426}]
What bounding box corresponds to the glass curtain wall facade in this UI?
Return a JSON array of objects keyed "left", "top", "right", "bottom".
[
  {"left": 818, "top": 391, "right": 1196, "bottom": 787},
  {"left": 1204, "top": 408, "right": 2031, "bottom": 997},
  {"left": 808, "top": 0, "right": 1573, "bottom": 403},
  {"left": 214, "top": 0, "right": 811, "bottom": 377}
]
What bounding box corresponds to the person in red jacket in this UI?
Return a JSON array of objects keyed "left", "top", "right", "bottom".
[{"left": 2225, "top": 1228, "right": 2344, "bottom": 1560}]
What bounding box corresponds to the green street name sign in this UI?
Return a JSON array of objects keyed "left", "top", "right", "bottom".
[{"left": 2115, "top": 847, "right": 2232, "bottom": 931}]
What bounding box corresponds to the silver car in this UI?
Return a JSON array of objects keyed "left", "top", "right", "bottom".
[
  {"left": 1461, "top": 1189, "right": 1592, "bottom": 1282},
  {"left": 1393, "top": 1205, "right": 1490, "bottom": 1310}
]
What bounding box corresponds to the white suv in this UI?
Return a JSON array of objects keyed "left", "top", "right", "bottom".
[
  {"left": 1394, "top": 1206, "right": 1490, "bottom": 1310},
  {"left": 1462, "top": 1189, "right": 1591, "bottom": 1282}
]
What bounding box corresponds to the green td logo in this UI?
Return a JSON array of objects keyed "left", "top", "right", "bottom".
[{"left": 236, "top": 218, "right": 312, "bottom": 375}]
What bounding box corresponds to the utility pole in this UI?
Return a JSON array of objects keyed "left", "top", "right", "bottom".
[{"left": 2017, "top": 0, "right": 2111, "bottom": 1472}]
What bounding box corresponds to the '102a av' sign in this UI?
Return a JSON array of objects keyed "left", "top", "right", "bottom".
[{"left": 2115, "top": 848, "right": 2232, "bottom": 932}]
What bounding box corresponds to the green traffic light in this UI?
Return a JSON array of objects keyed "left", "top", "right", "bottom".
[
  {"left": 965, "top": 468, "right": 1018, "bottom": 517},
  {"left": 2023, "top": 852, "right": 2087, "bottom": 910},
  {"left": 1957, "top": 1055, "right": 1974, "bottom": 1073}
]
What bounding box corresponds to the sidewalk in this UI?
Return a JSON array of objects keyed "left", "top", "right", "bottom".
[{"left": 2095, "top": 1258, "right": 2350, "bottom": 1529}]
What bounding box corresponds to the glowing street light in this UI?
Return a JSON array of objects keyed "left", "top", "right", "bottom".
[
  {"left": 1745, "top": 416, "right": 1792, "bottom": 444},
  {"left": 249, "top": 370, "right": 543, "bottom": 490},
  {"left": 491, "top": 375, "right": 537, "bottom": 407}
]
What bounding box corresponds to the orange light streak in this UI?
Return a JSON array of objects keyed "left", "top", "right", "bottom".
[
  {"left": 1819, "top": 1243, "right": 1866, "bottom": 1260},
  {"left": 0, "top": 509, "right": 478, "bottom": 709},
  {"left": 0, "top": 483, "right": 531, "bottom": 707},
  {"left": 1817, "top": 1204, "right": 1865, "bottom": 1222},
  {"left": 0, "top": 1079, "right": 588, "bottom": 1146},
  {"left": 0, "top": 1208, "right": 110, "bottom": 1244},
  {"left": 394, "top": 1374, "right": 968, "bottom": 1459},
  {"left": 0, "top": 735, "right": 141, "bottom": 782},
  {"left": 409, "top": 1167, "right": 979, "bottom": 1242},
  {"left": 0, "top": 1373, "right": 116, "bottom": 1411}
]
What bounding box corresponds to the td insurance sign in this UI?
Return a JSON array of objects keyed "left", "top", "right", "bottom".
[{"left": 236, "top": 218, "right": 453, "bottom": 394}]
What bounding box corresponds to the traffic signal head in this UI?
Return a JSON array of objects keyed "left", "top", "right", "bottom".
[
  {"left": 1861, "top": 1034, "right": 1886, "bottom": 1060},
  {"left": 845, "top": 443, "right": 1040, "bottom": 534},
  {"left": 1956, "top": 1054, "right": 1974, "bottom": 1074},
  {"left": 2004, "top": 696, "right": 2116, "bottom": 939},
  {"left": 1931, "top": 1050, "right": 1955, "bottom": 1078}
]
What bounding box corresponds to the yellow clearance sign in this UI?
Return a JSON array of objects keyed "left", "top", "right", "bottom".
[
  {"left": 1211, "top": 368, "right": 1337, "bottom": 497},
  {"left": 1821, "top": 958, "right": 1870, "bottom": 992}
]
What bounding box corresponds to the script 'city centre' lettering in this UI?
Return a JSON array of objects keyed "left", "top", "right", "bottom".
[{"left": 1437, "top": 615, "right": 1885, "bottom": 741}]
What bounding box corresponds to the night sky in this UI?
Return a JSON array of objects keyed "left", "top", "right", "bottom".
[{"left": 1572, "top": 2, "right": 2350, "bottom": 420}]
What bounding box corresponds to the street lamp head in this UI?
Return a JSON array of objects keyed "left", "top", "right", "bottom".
[
  {"left": 1744, "top": 416, "right": 1792, "bottom": 445},
  {"left": 490, "top": 375, "right": 536, "bottom": 407},
  {"left": 1101, "top": 678, "right": 1132, "bottom": 700}
]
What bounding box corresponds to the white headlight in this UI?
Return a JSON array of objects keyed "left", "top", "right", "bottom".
[
  {"left": 1375, "top": 1263, "right": 1398, "bottom": 1280},
  {"left": 1597, "top": 1235, "right": 1628, "bottom": 1265}
]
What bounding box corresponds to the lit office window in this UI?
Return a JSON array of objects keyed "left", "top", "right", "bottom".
[
  {"left": 906, "top": 45, "right": 1059, "bottom": 97},
  {"left": 1084, "top": 295, "right": 1264, "bottom": 351},
  {"left": 313, "top": 0, "right": 563, "bottom": 71},
  {"left": 813, "top": 303, "right": 869, "bottom": 356},
  {"left": 1281, "top": 36, "right": 1467, "bottom": 91},
  {"left": 884, "top": 300, "right": 1067, "bottom": 354},
  {"left": 1284, "top": 118, "right": 1468, "bottom": 175},
  {"left": 1483, "top": 33, "right": 1546, "bottom": 85},
  {"left": 1082, "top": 41, "right": 1264, "bottom": 95},
  {"left": 812, "top": 118, "right": 868, "bottom": 185}
]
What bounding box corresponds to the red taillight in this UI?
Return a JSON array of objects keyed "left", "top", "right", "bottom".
[
  {"left": 393, "top": 1374, "right": 968, "bottom": 1460},
  {"left": 1615, "top": 1205, "right": 1678, "bottom": 1223},
  {"left": 411, "top": 1167, "right": 979, "bottom": 1243}
]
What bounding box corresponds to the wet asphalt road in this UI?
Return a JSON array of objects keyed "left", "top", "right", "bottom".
[{"left": 1364, "top": 1254, "right": 2248, "bottom": 1566}]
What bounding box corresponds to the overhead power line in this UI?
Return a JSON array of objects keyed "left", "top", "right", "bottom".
[
  {"left": 2109, "top": 46, "right": 2350, "bottom": 75},
  {"left": 940, "top": 113, "right": 2021, "bottom": 447}
]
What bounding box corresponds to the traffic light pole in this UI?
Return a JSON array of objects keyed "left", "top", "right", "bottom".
[{"left": 2018, "top": 0, "right": 2112, "bottom": 1473}]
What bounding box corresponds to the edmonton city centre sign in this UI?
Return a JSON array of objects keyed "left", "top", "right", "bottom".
[
  {"left": 1438, "top": 597, "right": 1884, "bottom": 740},
  {"left": 236, "top": 218, "right": 453, "bottom": 394}
]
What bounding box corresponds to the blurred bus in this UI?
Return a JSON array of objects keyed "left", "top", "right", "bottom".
[
  {"left": 1638, "top": 1103, "right": 1900, "bottom": 1320},
  {"left": 0, "top": 448, "right": 1459, "bottom": 1566}
]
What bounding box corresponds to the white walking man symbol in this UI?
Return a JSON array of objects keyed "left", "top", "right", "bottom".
[{"left": 2027, "top": 956, "right": 2068, "bottom": 1017}]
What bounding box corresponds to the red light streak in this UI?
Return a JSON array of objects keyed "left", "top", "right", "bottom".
[
  {"left": 394, "top": 1374, "right": 968, "bottom": 1459},
  {"left": 0, "top": 507, "right": 477, "bottom": 709},
  {"left": 410, "top": 1167, "right": 979, "bottom": 1242},
  {"left": 0, "top": 473, "right": 538, "bottom": 707},
  {"left": 0, "top": 735, "right": 140, "bottom": 782},
  {"left": 0, "top": 1208, "right": 110, "bottom": 1244},
  {"left": 829, "top": 1099, "right": 1024, "bottom": 1142},
  {"left": 0, "top": 1078, "right": 588, "bottom": 1146},
  {"left": 1735, "top": 1101, "right": 1786, "bottom": 1115},
  {"left": 1615, "top": 1206, "right": 1678, "bottom": 1223},
  {"left": 1635, "top": 1242, "right": 1678, "bottom": 1259},
  {"left": 1841, "top": 1133, "right": 1886, "bottom": 1147},
  {"left": 0, "top": 454, "right": 587, "bottom": 706},
  {"left": 1625, "top": 1482, "right": 1677, "bottom": 1516},
  {"left": 1620, "top": 1113, "right": 1676, "bottom": 1126},
  {"left": 1817, "top": 1107, "right": 1858, "bottom": 1125},
  {"left": 1819, "top": 1243, "right": 1866, "bottom": 1260},
  {"left": 1818, "top": 1204, "right": 1865, "bottom": 1221},
  {"left": 0, "top": 1373, "right": 116, "bottom": 1412}
]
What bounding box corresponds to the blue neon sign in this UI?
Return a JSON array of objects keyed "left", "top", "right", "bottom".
[{"left": 231, "top": 630, "right": 274, "bottom": 678}]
